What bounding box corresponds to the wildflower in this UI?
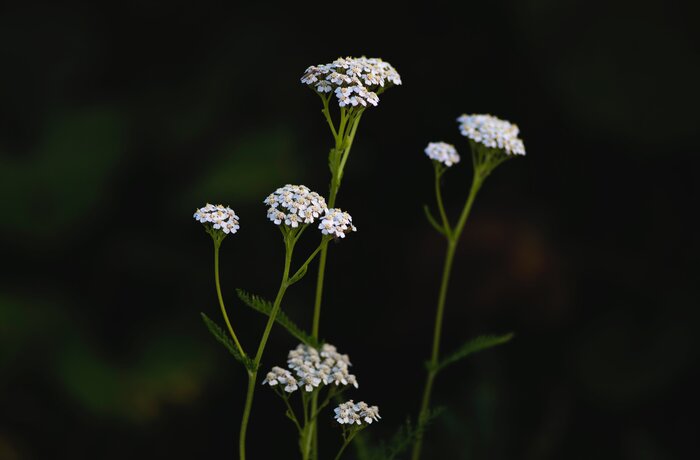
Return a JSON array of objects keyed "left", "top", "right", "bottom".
[
  {"left": 301, "top": 56, "right": 401, "bottom": 107},
  {"left": 264, "top": 185, "right": 328, "bottom": 228},
  {"left": 318, "top": 208, "right": 357, "bottom": 239},
  {"left": 334, "top": 400, "right": 381, "bottom": 425},
  {"left": 262, "top": 366, "right": 299, "bottom": 393},
  {"left": 424, "top": 142, "right": 460, "bottom": 167},
  {"left": 457, "top": 114, "right": 526, "bottom": 156},
  {"left": 263, "top": 343, "right": 359, "bottom": 394},
  {"left": 193, "top": 203, "right": 240, "bottom": 234}
]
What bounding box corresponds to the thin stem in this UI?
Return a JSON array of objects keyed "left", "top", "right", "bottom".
[
  {"left": 337, "top": 111, "right": 363, "bottom": 180},
  {"left": 238, "top": 371, "right": 256, "bottom": 460},
  {"left": 411, "top": 172, "right": 484, "bottom": 460},
  {"left": 282, "top": 396, "right": 303, "bottom": 434},
  {"left": 238, "top": 239, "right": 294, "bottom": 460},
  {"left": 334, "top": 430, "right": 360, "bottom": 460},
  {"left": 214, "top": 241, "right": 246, "bottom": 357},
  {"left": 433, "top": 164, "right": 452, "bottom": 239},
  {"left": 321, "top": 95, "right": 338, "bottom": 140},
  {"left": 314, "top": 387, "right": 337, "bottom": 418},
  {"left": 311, "top": 106, "right": 364, "bottom": 460},
  {"left": 337, "top": 108, "right": 349, "bottom": 145},
  {"left": 290, "top": 239, "right": 329, "bottom": 283},
  {"left": 312, "top": 248, "right": 327, "bottom": 338},
  {"left": 254, "top": 241, "right": 293, "bottom": 365}
]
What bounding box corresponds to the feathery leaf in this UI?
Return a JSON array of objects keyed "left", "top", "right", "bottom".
[
  {"left": 200, "top": 312, "right": 256, "bottom": 371},
  {"left": 236, "top": 289, "right": 320, "bottom": 348},
  {"left": 432, "top": 333, "right": 513, "bottom": 372},
  {"left": 357, "top": 408, "right": 445, "bottom": 460}
]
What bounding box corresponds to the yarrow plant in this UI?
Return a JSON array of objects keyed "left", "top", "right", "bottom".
[
  {"left": 302, "top": 55, "right": 400, "bottom": 459},
  {"left": 193, "top": 56, "right": 523, "bottom": 460},
  {"left": 411, "top": 114, "right": 525, "bottom": 460},
  {"left": 193, "top": 56, "right": 399, "bottom": 460}
]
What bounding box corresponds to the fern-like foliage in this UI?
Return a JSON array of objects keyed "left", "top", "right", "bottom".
[
  {"left": 432, "top": 333, "right": 514, "bottom": 372},
  {"left": 200, "top": 312, "right": 256, "bottom": 371},
  {"left": 356, "top": 408, "right": 445, "bottom": 460},
  {"left": 236, "top": 289, "right": 321, "bottom": 348}
]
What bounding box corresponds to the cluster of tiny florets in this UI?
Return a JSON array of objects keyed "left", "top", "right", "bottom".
[
  {"left": 263, "top": 343, "right": 358, "bottom": 394},
  {"left": 425, "top": 142, "right": 460, "bottom": 167},
  {"left": 193, "top": 203, "right": 240, "bottom": 234},
  {"left": 261, "top": 366, "right": 299, "bottom": 393},
  {"left": 319, "top": 208, "right": 357, "bottom": 239},
  {"left": 334, "top": 400, "right": 381, "bottom": 425},
  {"left": 301, "top": 57, "right": 401, "bottom": 108},
  {"left": 457, "top": 114, "right": 526, "bottom": 156},
  {"left": 264, "top": 184, "right": 328, "bottom": 228}
]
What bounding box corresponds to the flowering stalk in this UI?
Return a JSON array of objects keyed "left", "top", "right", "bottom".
[
  {"left": 412, "top": 116, "right": 525, "bottom": 460},
  {"left": 195, "top": 185, "right": 351, "bottom": 459},
  {"left": 302, "top": 56, "right": 401, "bottom": 460}
]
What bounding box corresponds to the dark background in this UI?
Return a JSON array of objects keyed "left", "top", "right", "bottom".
[{"left": 1, "top": 1, "right": 698, "bottom": 459}]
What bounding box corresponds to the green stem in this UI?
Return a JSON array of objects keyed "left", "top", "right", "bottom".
[
  {"left": 321, "top": 95, "right": 338, "bottom": 140},
  {"left": 334, "top": 430, "right": 360, "bottom": 460},
  {"left": 337, "top": 111, "right": 363, "bottom": 181},
  {"left": 281, "top": 394, "right": 303, "bottom": 434},
  {"left": 411, "top": 173, "right": 483, "bottom": 460},
  {"left": 238, "top": 240, "right": 294, "bottom": 460},
  {"left": 310, "top": 108, "right": 364, "bottom": 460},
  {"left": 434, "top": 164, "right": 452, "bottom": 239},
  {"left": 214, "top": 241, "right": 246, "bottom": 357},
  {"left": 290, "top": 238, "right": 329, "bottom": 284}
]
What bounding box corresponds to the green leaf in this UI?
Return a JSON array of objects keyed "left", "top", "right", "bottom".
[
  {"left": 236, "top": 289, "right": 320, "bottom": 348},
  {"left": 200, "top": 312, "right": 256, "bottom": 371},
  {"left": 433, "top": 333, "right": 514, "bottom": 372}
]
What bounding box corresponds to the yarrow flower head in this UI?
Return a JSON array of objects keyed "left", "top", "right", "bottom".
[
  {"left": 264, "top": 184, "right": 328, "bottom": 228},
  {"left": 193, "top": 203, "right": 240, "bottom": 234},
  {"left": 262, "top": 366, "right": 299, "bottom": 393},
  {"left": 457, "top": 114, "right": 526, "bottom": 156},
  {"left": 334, "top": 400, "right": 381, "bottom": 425},
  {"left": 425, "top": 142, "right": 460, "bottom": 167},
  {"left": 319, "top": 208, "right": 357, "bottom": 239},
  {"left": 301, "top": 56, "right": 401, "bottom": 108},
  {"left": 263, "top": 343, "right": 358, "bottom": 394}
]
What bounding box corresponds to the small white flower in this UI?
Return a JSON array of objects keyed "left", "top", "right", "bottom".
[
  {"left": 457, "top": 114, "right": 526, "bottom": 156},
  {"left": 334, "top": 400, "right": 380, "bottom": 426},
  {"left": 318, "top": 208, "right": 356, "bottom": 239},
  {"left": 264, "top": 185, "right": 328, "bottom": 228},
  {"left": 193, "top": 203, "right": 240, "bottom": 234},
  {"left": 425, "top": 142, "right": 460, "bottom": 167}
]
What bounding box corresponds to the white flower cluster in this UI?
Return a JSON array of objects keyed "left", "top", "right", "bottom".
[
  {"left": 262, "top": 366, "right": 298, "bottom": 393},
  {"left": 334, "top": 400, "right": 381, "bottom": 425},
  {"left": 457, "top": 114, "right": 526, "bottom": 156},
  {"left": 264, "top": 184, "right": 328, "bottom": 228},
  {"left": 263, "top": 343, "right": 358, "bottom": 394},
  {"left": 301, "top": 56, "right": 402, "bottom": 108},
  {"left": 193, "top": 203, "right": 240, "bottom": 234},
  {"left": 319, "top": 208, "right": 357, "bottom": 239},
  {"left": 425, "top": 142, "right": 460, "bottom": 167}
]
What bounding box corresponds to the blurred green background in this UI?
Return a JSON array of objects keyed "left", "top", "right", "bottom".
[{"left": 1, "top": 1, "right": 698, "bottom": 459}]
